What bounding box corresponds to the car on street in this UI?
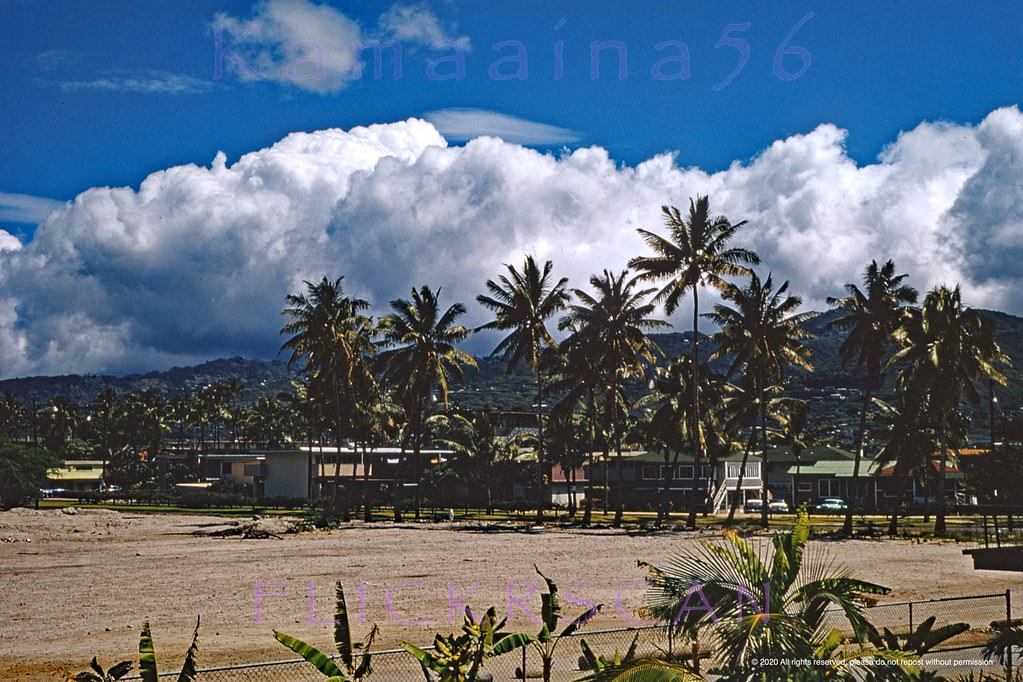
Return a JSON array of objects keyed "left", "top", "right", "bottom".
[
  {"left": 813, "top": 497, "right": 848, "bottom": 513},
  {"left": 743, "top": 498, "right": 764, "bottom": 514}
]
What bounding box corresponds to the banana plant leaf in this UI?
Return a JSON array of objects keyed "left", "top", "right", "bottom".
[{"left": 273, "top": 630, "right": 346, "bottom": 678}]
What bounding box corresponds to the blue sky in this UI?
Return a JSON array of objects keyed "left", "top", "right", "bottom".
[
  {"left": 3, "top": 1, "right": 1020, "bottom": 205},
  {"left": 0, "top": 1, "right": 1022, "bottom": 376}
]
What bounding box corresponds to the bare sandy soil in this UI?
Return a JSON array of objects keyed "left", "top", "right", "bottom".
[{"left": 0, "top": 508, "right": 1019, "bottom": 681}]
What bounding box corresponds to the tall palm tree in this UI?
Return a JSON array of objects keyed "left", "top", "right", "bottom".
[
  {"left": 281, "top": 276, "right": 374, "bottom": 519},
  {"left": 827, "top": 259, "right": 918, "bottom": 535},
  {"left": 434, "top": 410, "right": 521, "bottom": 515},
  {"left": 561, "top": 269, "right": 666, "bottom": 526},
  {"left": 891, "top": 285, "right": 1009, "bottom": 534},
  {"left": 767, "top": 397, "right": 814, "bottom": 509},
  {"left": 872, "top": 395, "right": 937, "bottom": 536},
  {"left": 379, "top": 286, "right": 477, "bottom": 520},
  {"left": 707, "top": 273, "right": 814, "bottom": 528},
  {"left": 638, "top": 356, "right": 727, "bottom": 528},
  {"left": 550, "top": 326, "right": 606, "bottom": 526},
  {"left": 629, "top": 196, "right": 759, "bottom": 528},
  {"left": 244, "top": 395, "right": 296, "bottom": 449},
  {"left": 543, "top": 410, "right": 590, "bottom": 516},
  {"left": 477, "top": 256, "right": 571, "bottom": 524}
]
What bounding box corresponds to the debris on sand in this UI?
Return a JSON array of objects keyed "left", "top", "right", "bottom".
[{"left": 192, "top": 517, "right": 301, "bottom": 539}]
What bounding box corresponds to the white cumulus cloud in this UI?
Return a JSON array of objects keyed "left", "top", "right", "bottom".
[
  {"left": 1, "top": 107, "right": 1023, "bottom": 378},
  {"left": 213, "top": 0, "right": 471, "bottom": 93}
]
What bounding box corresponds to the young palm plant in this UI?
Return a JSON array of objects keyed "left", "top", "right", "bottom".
[
  {"left": 274, "top": 581, "right": 379, "bottom": 681},
  {"left": 642, "top": 510, "right": 913, "bottom": 681},
  {"left": 827, "top": 259, "right": 918, "bottom": 536},
  {"left": 477, "top": 256, "right": 571, "bottom": 525},
  {"left": 629, "top": 195, "right": 759, "bottom": 530}
]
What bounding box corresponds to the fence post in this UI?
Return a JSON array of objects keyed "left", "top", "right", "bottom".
[
  {"left": 1007, "top": 589, "right": 1013, "bottom": 681},
  {"left": 521, "top": 643, "right": 527, "bottom": 682},
  {"left": 908, "top": 601, "right": 914, "bottom": 634}
]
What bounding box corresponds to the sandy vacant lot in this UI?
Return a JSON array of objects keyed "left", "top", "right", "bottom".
[{"left": 0, "top": 508, "right": 1019, "bottom": 681}]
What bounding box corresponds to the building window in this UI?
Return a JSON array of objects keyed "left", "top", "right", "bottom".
[
  {"left": 678, "top": 465, "right": 694, "bottom": 480},
  {"left": 798, "top": 481, "right": 812, "bottom": 492},
  {"left": 221, "top": 461, "right": 232, "bottom": 475},
  {"left": 641, "top": 465, "right": 658, "bottom": 480},
  {"left": 818, "top": 479, "right": 841, "bottom": 497}
]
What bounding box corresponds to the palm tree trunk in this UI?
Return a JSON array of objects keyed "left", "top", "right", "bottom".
[
  {"left": 613, "top": 378, "right": 625, "bottom": 528},
  {"left": 568, "top": 464, "right": 577, "bottom": 517},
  {"left": 759, "top": 384, "right": 770, "bottom": 530},
  {"left": 687, "top": 288, "right": 701, "bottom": 530},
  {"left": 659, "top": 453, "right": 676, "bottom": 528},
  {"left": 935, "top": 415, "right": 947, "bottom": 535},
  {"left": 843, "top": 381, "right": 874, "bottom": 536},
  {"left": 582, "top": 390, "right": 596, "bottom": 527},
  {"left": 535, "top": 367, "right": 546, "bottom": 525},
  {"left": 394, "top": 435, "right": 406, "bottom": 522},
  {"left": 362, "top": 443, "right": 372, "bottom": 523},
  {"left": 414, "top": 413, "right": 423, "bottom": 522},
  {"left": 727, "top": 429, "right": 757, "bottom": 523}
]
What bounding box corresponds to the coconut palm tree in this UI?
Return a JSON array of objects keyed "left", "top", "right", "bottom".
[
  {"left": 642, "top": 509, "right": 903, "bottom": 680},
  {"left": 638, "top": 356, "right": 728, "bottom": 528},
  {"left": 707, "top": 273, "right": 814, "bottom": 528},
  {"left": 379, "top": 286, "right": 476, "bottom": 520},
  {"left": 281, "top": 276, "right": 374, "bottom": 520},
  {"left": 767, "top": 397, "right": 814, "bottom": 509},
  {"left": 629, "top": 196, "right": 759, "bottom": 526},
  {"left": 550, "top": 326, "right": 607, "bottom": 526},
  {"left": 561, "top": 269, "right": 667, "bottom": 526},
  {"left": 544, "top": 410, "right": 591, "bottom": 516},
  {"left": 872, "top": 395, "right": 938, "bottom": 536},
  {"left": 244, "top": 396, "right": 296, "bottom": 449},
  {"left": 477, "top": 256, "right": 571, "bottom": 524},
  {"left": 434, "top": 410, "right": 522, "bottom": 515},
  {"left": 827, "top": 259, "right": 918, "bottom": 535},
  {"left": 890, "top": 285, "right": 1009, "bottom": 534}
]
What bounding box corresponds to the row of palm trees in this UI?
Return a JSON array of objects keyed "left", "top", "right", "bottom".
[
  {"left": 0, "top": 381, "right": 311, "bottom": 488},
  {"left": 1, "top": 195, "right": 1010, "bottom": 533},
  {"left": 277, "top": 194, "right": 1009, "bottom": 534}
]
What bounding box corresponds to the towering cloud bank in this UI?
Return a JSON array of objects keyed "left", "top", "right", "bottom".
[{"left": 1, "top": 107, "right": 1021, "bottom": 377}]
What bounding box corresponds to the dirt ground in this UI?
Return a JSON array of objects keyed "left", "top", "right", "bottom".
[{"left": 1, "top": 508, "right": 1019, "bottom": 681}]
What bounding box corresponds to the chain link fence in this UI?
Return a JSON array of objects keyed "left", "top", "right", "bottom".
[{"left": 125, "top": 593, "right": 1014, "bottom": 681}]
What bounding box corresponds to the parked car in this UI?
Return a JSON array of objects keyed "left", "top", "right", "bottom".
[
  {"left": 813, "top": 497, "right": 848, "bottom": 513},
  {"left": 769, "top": 499, "right": 790, "bottom": 513},
  {"left": 743, "top": 498, "right": 764, "bottom": 514}
]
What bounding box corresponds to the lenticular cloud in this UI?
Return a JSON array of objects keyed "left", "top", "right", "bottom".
[{"left": 1, "top": 107, "right": 1022, "bottom": 378}]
